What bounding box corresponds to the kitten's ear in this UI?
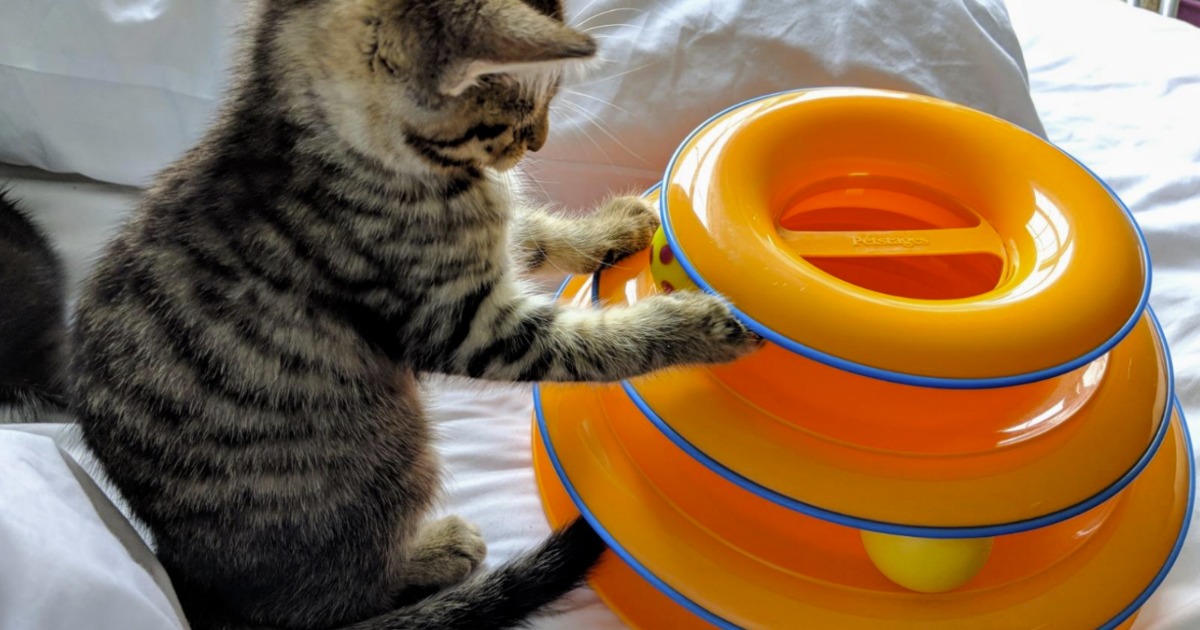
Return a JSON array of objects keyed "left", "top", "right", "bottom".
[{"left": 439, "top": 0, "right": 596, "bottom": 96}]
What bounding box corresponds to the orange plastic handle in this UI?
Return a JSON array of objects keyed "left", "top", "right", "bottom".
[{"left": 780, "top": 224, "right": 1005, "bottom": 259}]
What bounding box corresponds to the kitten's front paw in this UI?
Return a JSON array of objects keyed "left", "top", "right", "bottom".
[
  {"left": 655, "top": 291, "right": 763, "bottom": 365},
  {"left": 589, "top": 195, "right": 660, "bottom": 268}
]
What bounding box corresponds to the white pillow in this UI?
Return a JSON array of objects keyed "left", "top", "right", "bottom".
[
  {"left": 0, "top": 0, "right": 1043, "bottom": 202},
  {"left": 0, "top": 1, "right": 238, "bottom": 187},
  {"left": 0, "top": 427, "right": 187, "bottom": 630}
]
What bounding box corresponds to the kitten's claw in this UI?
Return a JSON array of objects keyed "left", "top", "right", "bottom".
[
  {"left": 652, "top": 291, "right": 764, "bottom": 365},
  {"left": 591, "top": 195, "right": 660, "bottom": 268}
]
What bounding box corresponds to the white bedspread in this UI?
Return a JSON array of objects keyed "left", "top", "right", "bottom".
[
  {"left": 1004, "top": 2, "right": 1200, "bottom": 627},
  {"left": 1, "top": 0, "right": 1198, "bottom": 628}
]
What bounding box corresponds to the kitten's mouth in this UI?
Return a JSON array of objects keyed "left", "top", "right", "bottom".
[
  {"left": 490, "top": 123, "right": 543, "bottom": 169},
  {"left": 490, "top": 142, "right": 528, "bottom": 171}
]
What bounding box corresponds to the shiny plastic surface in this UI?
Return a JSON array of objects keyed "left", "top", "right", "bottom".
[
  {"left": 533, "top": 397, "right": 1190, "bottom": 629},
  {"left": 583, "top": 252, "right": 1171, "bottom": 529},
  {"left": 660, "top": 88, "right": 1149, "bottom": 381}
]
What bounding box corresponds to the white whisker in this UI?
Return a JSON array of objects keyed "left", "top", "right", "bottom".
[
  {"left": 516, "top": 164, "right": 556, "bottom": 204},
  {"left": 582, "top": 21, "right": 647, "bottom": 33},
  {"left": 573, "top": 59, "right": 661, "bottom": 87},
  {"left": 583, "top": 33, "right": 639, "bottom": 45},
  {"left": 566, "top": 0, "right": 607, "bottom": 24},
  {"left": 564, "top": 90, "right": 632, "bottom": 116},
  {"left": 573, "top": 7, "right": 646, "bottom": 29},
  {"left": 556, "top": 112, "right": 616, "bottom": 166},
  {"left": 557, "top": 99, "right": 650, "bottom": 165}
]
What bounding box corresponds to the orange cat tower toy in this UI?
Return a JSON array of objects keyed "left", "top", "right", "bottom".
[{"left": 531, "top": 88, "right": 1192, "bottom": 629}]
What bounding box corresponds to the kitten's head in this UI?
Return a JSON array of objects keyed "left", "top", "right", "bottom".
[{"left": 269, "top": 0, "right": 595, "bottom": 171}]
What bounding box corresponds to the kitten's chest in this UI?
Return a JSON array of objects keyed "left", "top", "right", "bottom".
[{"left": 361, "top": 183, "right": 511, "bottom": 282}]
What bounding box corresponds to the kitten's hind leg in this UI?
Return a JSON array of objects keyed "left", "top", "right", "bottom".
[
  {"left": 511, "top": 195, "right": 659, "bottom": 276},
  {"left": 390, "top": 515, "right": 488, "bottom": 603}
]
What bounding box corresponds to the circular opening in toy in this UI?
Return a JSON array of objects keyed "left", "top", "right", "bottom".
[{"left": 779, "top": 176, "right": 1006, "bottom": 300}]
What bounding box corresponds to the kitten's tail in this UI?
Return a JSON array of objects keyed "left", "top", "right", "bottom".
[
  {"left": 0, "top": 188, "right": 69, "bottom": 417},
  {"left": 345, "top": 516, "right": 607, "bottom": 630}
]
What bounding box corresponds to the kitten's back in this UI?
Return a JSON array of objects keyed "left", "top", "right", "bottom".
[{"left": 0, "top": 188, "right": 67, "bottom": 414}]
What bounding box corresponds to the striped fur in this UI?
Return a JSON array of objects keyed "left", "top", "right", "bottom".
[
  {"left": 0, "top": 188, "right": 67, "bottom": 418},
  {"left": 71, "top": 1, "right": 759, "bottom": 629}
]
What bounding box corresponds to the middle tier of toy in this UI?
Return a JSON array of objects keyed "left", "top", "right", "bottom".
[{"left": 587, "top": 237, "right": 1171, "bottom": 532}]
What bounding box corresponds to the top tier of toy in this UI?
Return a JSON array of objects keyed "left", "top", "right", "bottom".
[{"left": 658, "top": 88, "right": 1150, "bottom": 389}]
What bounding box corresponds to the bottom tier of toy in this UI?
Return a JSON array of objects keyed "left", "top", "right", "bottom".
[{"left": 532, "top": 390, "right": 1192, "bottom": 629}]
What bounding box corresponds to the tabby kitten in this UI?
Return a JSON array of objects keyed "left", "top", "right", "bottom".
[
  {"left": 71, "top": 1, "right": 759, "bottom": 629},
  {"left": 0, "top": 188, "right": 67, "bottom": 418}
]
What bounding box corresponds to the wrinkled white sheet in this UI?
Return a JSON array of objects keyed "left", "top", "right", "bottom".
[
  {"left": 525, "top": 0, "right": 1046, "bottom": 211},
  {"left": 1, "top": 0, "right": 1199, "bottom": 629}
]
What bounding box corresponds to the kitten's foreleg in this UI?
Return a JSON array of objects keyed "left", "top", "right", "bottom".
[
  {"left": 418, "top": 277, "right": 760, "bottom": 382},
  {"left": 510, "top": 196, "right": 659, "bottom": 276}
]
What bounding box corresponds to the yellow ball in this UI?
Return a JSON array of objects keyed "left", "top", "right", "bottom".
[
  {"left": 648, "top": 227, "right": 698, "bottom": 294},
  {"left": 861, "top": 531, "right": 993, "bottom": 593}
]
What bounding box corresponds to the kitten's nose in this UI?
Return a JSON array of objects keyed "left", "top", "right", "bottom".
[{"left": 524, "top": 117, "right": 550, "bottom": 152}]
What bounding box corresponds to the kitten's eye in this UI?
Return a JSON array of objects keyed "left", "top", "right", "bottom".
[
  {"left": 478, "top": 74, "right": 513, "bottom": 87},
  {"left": 380, "top": 57, "right": 402, "bottom": 77}
]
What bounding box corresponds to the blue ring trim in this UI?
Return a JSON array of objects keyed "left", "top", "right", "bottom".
[
  {"left": 555, "top": 276, "right": 573, "bottom": 300},
  {"left": 534, "top": 384, "right": 1192, "bottom": 629},
  {"left": 1100, "top": 397, "right": 1195, "bottom": 630},
  {"left": 533, "top": 384, "right": 739, "bottom": 629},
  {"left": 601, "top": 233, "right": 1174, "bottom": 537},
  {"left": 655, "top": 87, "right": 1153, "bottom": 390},
  {"left": 590, "top": 266, "right": 602, "bottom": 304}
]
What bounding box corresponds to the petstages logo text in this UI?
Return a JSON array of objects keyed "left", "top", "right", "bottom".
[{"left": 851, "top": 235, "right": 931, "bottom": 249}]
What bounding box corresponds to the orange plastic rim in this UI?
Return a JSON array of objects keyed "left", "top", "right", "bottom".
[
  {"left": 533, "top": 393, "right": 1190, "bottom": 629},
  {"left": 580, "top": 249, "right": 1171, "bottom": 529},
  {"left": 659, "top": 88, "right": 1149, "bottom": 383}
]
